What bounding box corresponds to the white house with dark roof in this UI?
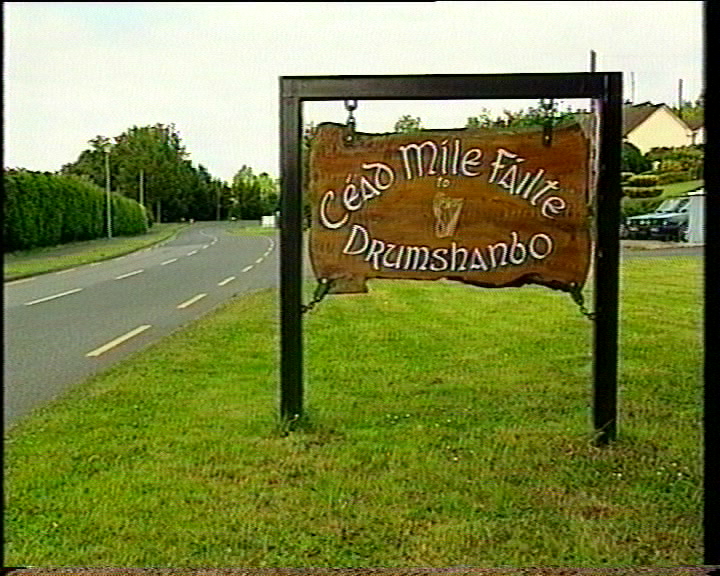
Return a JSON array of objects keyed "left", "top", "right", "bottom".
[
  {"left": 621, "top": 102, "right": 695, "bottom": 153},
  {"left": 685, "top": 117, "right": 704, "bottom": 145},
  {"left": 576, "top": 102, "right": 699, "bottom": 153}
]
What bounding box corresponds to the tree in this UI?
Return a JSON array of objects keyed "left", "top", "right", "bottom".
[
  {"left": 394, "top": 115, "right": 423, "bottom": 133},
  {"left": 672, "top": 92, "right": 704, "bottom": 127},
  {"left": 466, "top": 99, "right": 577, "bottom": 130},
  {"left": 231, "top": 165, "right": 279, "bottom": 219},
  {"left": 621, "top": 141, "right": 651, "bottom": 174}
]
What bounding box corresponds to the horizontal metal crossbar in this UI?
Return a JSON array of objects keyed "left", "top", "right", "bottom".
[{"left": 281, "top": 72, "right": 614, "bottom": 101}]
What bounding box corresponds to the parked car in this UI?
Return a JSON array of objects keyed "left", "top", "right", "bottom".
[{"left": 624, "top": 195, "right": 691, "bottom": 242}]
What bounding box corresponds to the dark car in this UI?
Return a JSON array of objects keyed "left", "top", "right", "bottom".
[{"left": 624, "top": 195, "right": 691, "bottom": 242}]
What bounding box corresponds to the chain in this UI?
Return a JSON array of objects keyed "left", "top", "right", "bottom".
[
  {"left": 541, "top": 98, "right": 555, "bottom": 147},
  {"left": 569, "top": 282, "right": 595, "bottom": 320},
  {"left": 301, "top": 278, "right": 333, "bottom": 314},
  {"left": 344, "top": 99, "right": 357, "bottom": 144}
]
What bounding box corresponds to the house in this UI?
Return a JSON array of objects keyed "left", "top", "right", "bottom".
[
  {"left": 575, "top": 102, "right": 698, "bottom": 153},
  {"left": 685, "top": 118, "right": 704, "bottom": 145},
  {"left": 621, "top": 102, "right": 695, "bottom": 153}
]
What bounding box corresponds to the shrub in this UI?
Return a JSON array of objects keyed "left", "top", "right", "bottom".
[
  {"left": 621, "top": 196, "right": 665, "bottom": 219},
  {"left": 3, "top": 169, "right": 148, "bottom": 252},
  {"left": 621, "top": 141, "right": 651, "bottom": 173},
  {"left": 627, "top": 174, "right": 659, "bottom": 187},
  {"left": 621, "top": 171, "right": 635, "bottom": 183},
  {"left": 622, "top": 187, "right": 663, "bottom": 199},
  {"left": 657, "top": 170, "right": 692, "bottom": 185}
]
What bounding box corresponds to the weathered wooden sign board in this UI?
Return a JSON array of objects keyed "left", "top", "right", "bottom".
[{"left": 309, "top": 122, "right": 591, "bottom": 294}]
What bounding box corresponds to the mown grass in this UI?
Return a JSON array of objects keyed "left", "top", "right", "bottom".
[
  {"left": 659, "top": 179, "right": 704, "bottom": 197},
  {"left": 228, "top": 225, "right": 278, "bottom": 237},
  {"left": 3, "top": 255, "right": 703, "bottom": 567},
  {"left": 3, "top": 223, "right": 188, "bottom": 281}
]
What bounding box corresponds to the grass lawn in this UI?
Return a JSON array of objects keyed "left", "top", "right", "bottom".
[
  {"left": 659, "top": 179, "right": 704, "bottom": 197},
  {"left": 3, "top": 254, "right": 703, "bottom": 567},
  {"left": 3, "top": 223, "right": 188, "bottom": 281}
]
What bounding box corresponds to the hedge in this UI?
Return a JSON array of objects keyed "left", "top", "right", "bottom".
[
  {"left": 3, "top": 169, "right": 148, "bottom": 252},
  {"left": 627, "top": 174, "right": 659, "bottom": 187},
  {"left": 621, "top": 196, "right": 665, "bottom": 219},
  {"left": 622, "top": 187, "right": 663, "bottom": 199}
]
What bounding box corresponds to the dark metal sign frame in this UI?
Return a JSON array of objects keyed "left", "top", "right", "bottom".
[{"left": 279, "top": 73, "right": 622, "bottom": 445}]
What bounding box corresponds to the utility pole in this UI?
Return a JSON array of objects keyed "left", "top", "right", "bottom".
[
  {"left": 216, "top": 186, "right": 221, "bottom": 221},
  {"left": 678, "top": 78, "right": 684, "bottom": 119},
  {"left": 105, "top": 146, "right": 112, "bottom": 239},
  {"left": 139, "top": 170, "right": 144, "bottom": 207}
]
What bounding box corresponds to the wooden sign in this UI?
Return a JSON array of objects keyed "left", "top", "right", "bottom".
[{"left": 309, "top": 122, "right": 591, "bottom": 294}]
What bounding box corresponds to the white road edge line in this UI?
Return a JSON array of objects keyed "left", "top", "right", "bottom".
[
  {"left": 86, "top": 324, "right": 152, "bottom": 357},
  {"left": 218, "top": 276, "right": 236, "bottom": 286},
  {"left": 55, "top": 268, "right": 78, "bottom": 275},
  {"left": 161, "top": 258, "right": 178, "bottom": 265},
  {"left": 255, "top": 257, "right": 263, "bottom": 264},
  {"left": 177, "top": 293, "right": 207, "bottom": 309},
  {"left": 6, "top": 277, "right": 35, "bottom": 286},
  {"left": 187, "top": 250, "right": 198, "bottom": 256},
  {"left": 115, "top": 269, "right": 144, "bottom": 280},
  {"left": 241, "top": 265, "right": 253, "bottom": 273},
  {"left": 25, "top": 288, "right": 83, "bottom": 306}
]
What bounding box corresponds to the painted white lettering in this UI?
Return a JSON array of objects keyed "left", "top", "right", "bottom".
[
  {"left": 488, "top": 148, "right": 518, "bottom": 184},
  {"left": 404, "top": 246, "right": 430, "bottom": 271},
  {"left": 342, "top": 224, "right": 369, "bottom": 255},
  {"left": 365, "top": 238, "right": 386, "bottom": 270},
  {"left": 540, "top": 195, "right": 567, "bottom": 219},
  {"left": 399, "top": 140, "right": 438, "bottom": 180},
  {"left": 341, "top": 175, "right": 362, "bottom": 211},
  {"left": 488, "top": 242, "right": 509, "bottom": 268},
  {"left": 497, "top": 163, "right": 518, "bottom": 192},
  {"left": 361, "top": 162, "right": 395, "bottom": 191},
  {"left": 531, "top": 180, "right": 559, "bottom": 206},
  {"left": 508, "top": 231, "right": 527, "bottom": 265},
  {"left": 319, "top": 190, "right": 348, "bottom": 230},
  {"left": 430, "top": 248, "right": 449, "bottom": 271},
  {"left": 529, "top": 233, "right": 553, "bottom": 259},
  {"left": 440, "top": 139, "right": 449, "bottom": 175},
  {"left": 450, "top": 242, "right": 468, "bottom": 271},
  {"left": 469, "top": 248, "right": 488, "bottom": 271},
  {"left": 359, "top": 175, "right": 381, "bottom": 201},
  {"left": 460, "top": 148, "right": 483, "bottom": 177},
  {"left": 451, "top": 138, "right": 460, "bottom": 175},
  {"left": 522, "top": 168, "right": 545, "bottom": 200},
  {"left": 382, "top": 243, "right": 401, "bottom": 269}
]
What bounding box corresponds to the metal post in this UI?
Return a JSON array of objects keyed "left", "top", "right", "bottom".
[
  {"left": 592, "top": 73, "right": 623, "bottom": 445},
  {"left": 139, "top": 170, "right": 144, "bottom": 207},
  {"left": 279, "top": 79, "right": 303, "bottom": 423},
  {"left": 105, "top": 148, "right": 112, "bottom": 239}
]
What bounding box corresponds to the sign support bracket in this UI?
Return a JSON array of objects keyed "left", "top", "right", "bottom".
[{"left": 279, "top": 73, "right": 622, "bottom": 443}]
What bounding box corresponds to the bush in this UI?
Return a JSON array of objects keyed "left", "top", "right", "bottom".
[
  {"left": 621, "top": 196, "right": 665, "bottom": 219},
  {"left": 627, "top": 174, "right": 659, "bottom": 187},
  {"left": 622, "top": 187, "right": 663, "bottom": 199},
  {"left": 621, "top": 141, "right": 651, "bottom": 173},
  {"left": 621, "top": 172, "right": 635, "bottom": 183},
  {"left": 3, "top": 169, "right": 148, "bottom": 252},
  {"left": 657, "top": 170, "right": 692, "bottom": 185}
]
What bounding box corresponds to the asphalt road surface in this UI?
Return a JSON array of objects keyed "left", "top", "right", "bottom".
[
  {"left": 3, "top": 222, "right": 283, "bottom": 430},
  {"left": 3, "top": 225, "right": 702, "bottom": 430}
]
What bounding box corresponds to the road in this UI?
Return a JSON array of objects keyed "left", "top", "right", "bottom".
[
  {"left": 3, "top": 225, "right": 702, "bottom": 430},
  {"left": 3, "top": 222, "right": 281, "bottom": 430}
]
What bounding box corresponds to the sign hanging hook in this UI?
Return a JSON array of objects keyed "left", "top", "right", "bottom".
[
  {"left": 344, "top": 99, "right": 358, "bottom": 144},
  {"left": 541, "top": 98, "right": 555, "bottom": 147}
]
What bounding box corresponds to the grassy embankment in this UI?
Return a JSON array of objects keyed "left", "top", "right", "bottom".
[
  {"left": 3, "top": 223, "right": 189, "bottom": 282},
  {"left": 4, "top": 249, "right": 703, "bottom": 566}
]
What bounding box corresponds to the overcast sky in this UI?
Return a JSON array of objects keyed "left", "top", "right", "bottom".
[{"left": 5, "top": 1, "right": 704, "bottom": 183}]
